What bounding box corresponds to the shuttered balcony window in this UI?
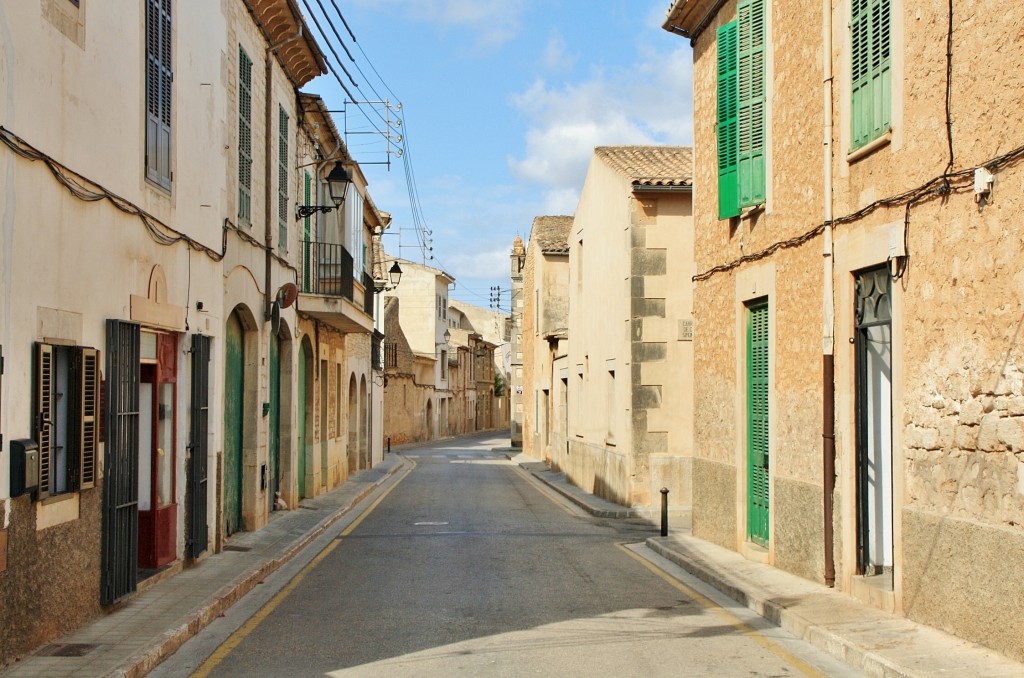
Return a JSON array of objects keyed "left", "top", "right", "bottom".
[
  {"left": 717, "top": 0, "right": 766, "bottom": 220},
  {"left": 145, "top": 0, "right": 172, "bottom": 190},
  {"left": 238, "top": 46, "right": 253, "bottom": 223},
  {"left": 851, "top": 0, "right": 892, "bottom": 149},
  {"left": 278, "top": 106, "right": 289, "bottom": 252}
]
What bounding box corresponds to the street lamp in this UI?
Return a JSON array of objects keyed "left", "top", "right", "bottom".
[
  {"left": 374, "top": 261, "right": 403, "bottom": 292},
  {"left": 295, "top": 164, "right": 350, "bottom": 220}
]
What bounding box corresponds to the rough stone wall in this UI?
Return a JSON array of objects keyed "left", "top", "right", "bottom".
[
  {"left": 0, "top": 491, "right": 103, "bottom": 668},
  {"left": 689, "top": 0, "right": 831, "bottom": 576},
  {"left": 686, "top": 0, "right": 1024, "bottom": 659}
]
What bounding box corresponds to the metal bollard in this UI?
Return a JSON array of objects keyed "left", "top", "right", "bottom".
[
  {"left": 387, "top": 436, "right": 391, "bottom": 454},
  {"left": 660, "top": 487, "right": 669, "bottom": 537}
]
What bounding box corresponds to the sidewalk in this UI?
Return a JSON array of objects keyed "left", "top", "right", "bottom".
[
  {"left": 0, "top": 454, "right": 408, "bottom": 678},
  {"left": 517, "top": 457, "right": 1024, "bottom": 678}
]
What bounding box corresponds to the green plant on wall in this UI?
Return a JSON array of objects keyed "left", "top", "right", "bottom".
[{"left": 494, "top": 373, "right": 505, "bottom": 396}]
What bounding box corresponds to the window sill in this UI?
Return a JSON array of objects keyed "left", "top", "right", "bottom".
[
  {"left": 36, "top": 492, "right": 80, "bottom": 530},
  {"left": 847, "top": 130, "right": 892, "bottom": 163}
]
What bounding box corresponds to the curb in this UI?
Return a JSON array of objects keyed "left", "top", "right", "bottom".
[
  {"left": 645, "top": 538, "right": 913, "bottom": 678},
  {"left": 110, "top": 458, "right": 408, "bottom": 678}
]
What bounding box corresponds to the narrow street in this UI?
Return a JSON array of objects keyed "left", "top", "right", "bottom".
[{"left": 152, "top": 435, "right": 859, "bottom": 678}]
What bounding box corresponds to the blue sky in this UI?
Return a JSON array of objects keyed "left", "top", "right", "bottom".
[{"left": 301, "top": 0, "right": 694, "bottom": 312}]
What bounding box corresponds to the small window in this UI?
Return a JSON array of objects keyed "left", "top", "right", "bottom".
[{"left": 34, "top": 343, "right": 99, "bottom": 499}]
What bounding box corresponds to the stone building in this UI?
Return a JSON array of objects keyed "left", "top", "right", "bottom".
[
  {"left": 380, "top": 260, "right": 454, "bottom": 441},
  {"left": 520, "top": 216, "right": 573, "bottom": 465},
  {"left": 293, "top": 94, "right": 386, "bottom": 504},
  {"left": 663, "top": 0, "right": 1024, "bottom": 661},
  {"left": 565, "top": 146, "right": 695, "bottom": 514}
]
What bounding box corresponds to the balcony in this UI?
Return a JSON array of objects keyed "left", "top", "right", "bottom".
[{"left": 298, "top": 240, "right": 374, "bottom": 334}]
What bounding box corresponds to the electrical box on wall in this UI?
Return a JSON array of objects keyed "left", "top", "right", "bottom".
[{"left": 10, "top": 439, "right": 39, "bottom": 499}]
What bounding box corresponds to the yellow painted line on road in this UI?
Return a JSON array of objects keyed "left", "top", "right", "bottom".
[
  {"left": 619, "top": 544, "right": 825, "bottom": 678},
  {"left": 192, "top": 457, "right": 416, "bottom": 678}
]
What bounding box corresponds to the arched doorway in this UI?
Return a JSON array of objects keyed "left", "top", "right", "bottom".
[
  {"left": 224, "top": 312, "right": 245, "bottom": 536},
  {"left": 298, "top": 338, "right": 313, "bottom": 499}
]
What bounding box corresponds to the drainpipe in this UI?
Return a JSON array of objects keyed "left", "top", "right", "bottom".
[
  {"left": 264, "top": 28, "right": 305, "bottom": 322},
  {"left": 822, "top": 0, "right": 837, "bottom": 588}
]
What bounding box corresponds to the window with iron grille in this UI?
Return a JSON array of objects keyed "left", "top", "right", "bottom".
[
  {"left": 238, "top": 46, "right": 253, "bottom": 223},
  {"left": 384, "top": 342, "right": 398, "bottom": 369},
  {"left": 34, "top": 343, "right": 99, "bottom": 499},
  {"left": 278, "top": 106, "right": 289, "bottom": 251},
  {"left": 145, "top": 0, "right": 172, "bottom": 190}
]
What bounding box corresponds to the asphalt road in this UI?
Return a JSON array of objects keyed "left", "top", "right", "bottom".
[{"left": 152, "top": 435, "right": 861, "bottom": 677}]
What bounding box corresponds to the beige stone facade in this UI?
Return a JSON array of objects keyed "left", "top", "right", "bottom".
[
  {"left": 665, "top": 0, "right": 1024, "bottom": 661},
  {"left": 563, "top": 147, "right": 695, "bottom": 512},
  {"left": 521, "top": 216, "right": 572, "bottom": 465}
]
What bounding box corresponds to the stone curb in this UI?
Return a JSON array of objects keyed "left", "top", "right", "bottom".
[
  {"left": 109, "top": 457, "right": 409, "bottom": 678},
  {"left": 645, "top": 538, "right": 914, "bottom": 678}
]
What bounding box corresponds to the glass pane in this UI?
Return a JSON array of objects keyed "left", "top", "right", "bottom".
[
  {"left": 141, "top": 331, "right": 158, "bottom": 360},
  {"left": 157, "top": 382, "right": 174, "bottom": 507}
]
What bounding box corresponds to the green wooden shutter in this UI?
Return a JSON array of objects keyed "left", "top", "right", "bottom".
[
  {"left": 145, "top": 0, "right": 172, "bottom": 189},
  {"left": 238, "top": 47, "right": 253, "bottom": 223},
  {"left": 717, "top": 21, "right": 739, "bottom": 219},
  {"left": 747, "top": 300, "right": 769, "bottom": 546},
  {"left": 278, "top": 106, "right": 289, "bottom": 251},
  {"left": 738, "top": 0, "right": 766, "bottom": 207},
  {"left": 851, "top": 0, "right": 891, "bottom": 149}
]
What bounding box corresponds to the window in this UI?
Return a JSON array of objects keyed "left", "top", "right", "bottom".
[
  {"left": 278, "top": 106, "right": 289, "bottom": 251},
  {"left": 238, "top": 46, "right": 253, "bottom": 223},
  {"left": 440, "top": 350, "right": 448, "bottom": 381},
  {"left": 145, "top": 0, "right": 172, "bottom": 190},
  {"left": 34, "top": 343, "right": 99, "bottom": 499},
  {"left": 717, "top": 0, "right": 765, "bottom": 219},
  {"left": 851, "top": 0, "right": 891, "bottom": 149},
  {"left": 346, "top": 185, "right": 365, "bottom": 275}
]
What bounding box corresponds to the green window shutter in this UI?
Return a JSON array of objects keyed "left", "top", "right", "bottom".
[
  {"left": 238, "top": 47, "right": 252, "bottom": 223},
  {"left": 851, "top": 0, "right": 891, "bottom": 149},
  {"left": 303, "top": 171, "right": 312, "bottom": 292},
  {"left": 278, "top": 106, "right": 289, "bottom": 251},
  {"left": 738, "top": 0, "right": 766, "bottom": 207},
  {"left": 145, "top": 0, "right": 172, "bottom": 189},
  {"left": 747, "top": 300, "right": 769, "bottom": 546},
  {"left": 717, "top": 21, "right": 739, "bottom": 219}
]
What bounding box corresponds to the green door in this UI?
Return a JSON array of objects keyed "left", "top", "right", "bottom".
[
  {"left": 298, "top": 341, "right": 309, "bottom": 499},
  {"left": 747, "top": 300, "right": 769, "bottom": 546},
  {"left": 224, "top": 313, "right": 245, "bottom": 535},
  {"left": 269, "top": 333, "right": 281, "bottom": 511}
]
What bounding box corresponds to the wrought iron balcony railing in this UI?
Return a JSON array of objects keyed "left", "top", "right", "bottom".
[{"left": 300, "top": 240, "right": 353, "bottom": 300}]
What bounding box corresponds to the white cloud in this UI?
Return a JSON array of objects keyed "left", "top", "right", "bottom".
[
  {"left": 507, "top": 43, "right": 694, "bottom": 210},
  {"left": 542, "top": 32, "right": 576, "bottom": 73}
]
